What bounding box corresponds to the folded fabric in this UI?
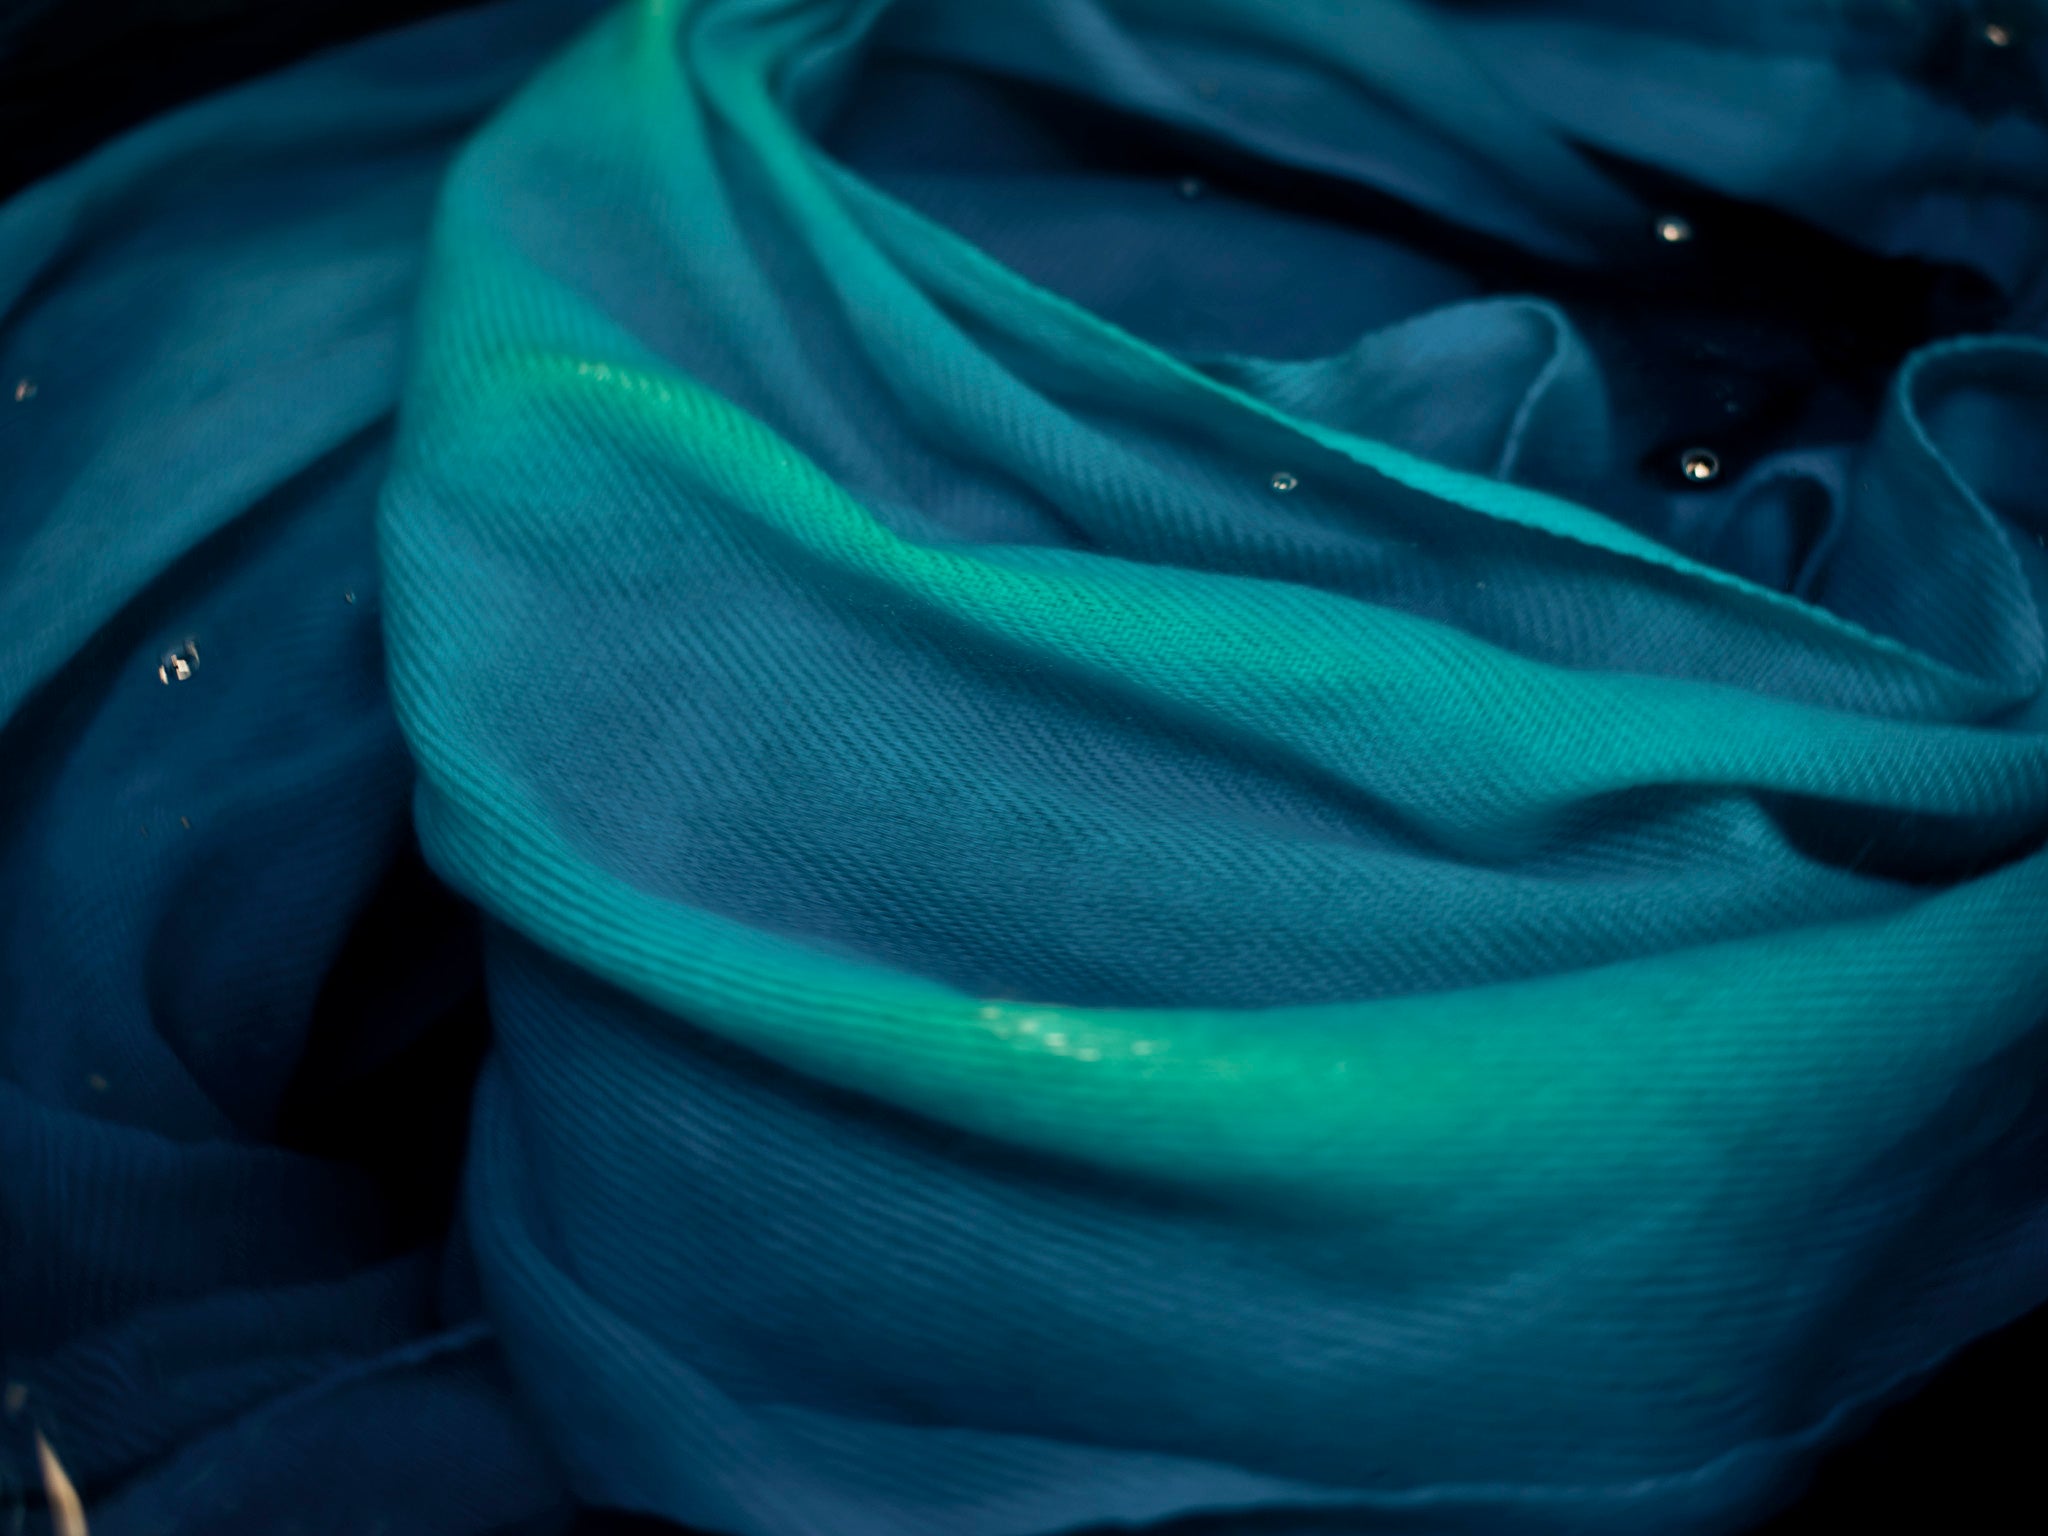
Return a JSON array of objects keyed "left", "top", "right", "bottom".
[{"left": 6, "top": 2, "right": 2048, "bottom": 1534}]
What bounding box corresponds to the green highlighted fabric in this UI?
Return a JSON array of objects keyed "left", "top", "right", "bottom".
[{"left": 383, "top": 1, "right": 2048, "bottom": 1530}]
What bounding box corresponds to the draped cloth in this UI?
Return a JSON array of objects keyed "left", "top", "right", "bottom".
[{"left": 5, "top": 1, "right": 2048, "bottom": 1532}]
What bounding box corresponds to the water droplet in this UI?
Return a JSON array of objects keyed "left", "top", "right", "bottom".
[
  {"left": 1269, "top": 471, "right": 1299, "bottom": 493},
  {"left": 86, "top": 1074, "right": 108, "bottom": 1093},
  {"left": 343, "top": 590, "right": 357, "bottom": 605},
  {"left": 1985, "top": 22, "right": 2012, "bottom": 47},
  {"left": 1177, "top": 175, "right": 1205, "bottom": 199},
  {"left": 12, "top": 378, "right": 35, "bottom": 402},
  {"left": 1655, "top": 215, "right": 1694, "bottom": 245},
  {"left": 1680, "top": 447, "right": 1722, "bottom": 484},
  {"left": 157, "top": 639, "right": 200, "bottom": 684},
  {"left": 179, "top": 817, "right": 190, "bottom": 829}
]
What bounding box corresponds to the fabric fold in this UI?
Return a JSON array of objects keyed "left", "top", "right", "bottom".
[
  {"left": 375, "top": 1, "right": 2048, "bottom": 1531},
  {"left": 5, "top": 0, "right": 2046, "bottom": 1532}
]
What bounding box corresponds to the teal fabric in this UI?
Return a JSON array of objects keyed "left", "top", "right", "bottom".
[{"left": 5, "top": 1, "right": 2048, "bottom": 1533}]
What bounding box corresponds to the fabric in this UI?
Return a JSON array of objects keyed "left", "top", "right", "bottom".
[{"left": 5, "top": 1, "right": 2048, "bottom": 1534}]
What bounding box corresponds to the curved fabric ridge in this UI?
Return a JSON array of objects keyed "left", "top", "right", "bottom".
[
  {"left": 391, "top": 353, "right": 2048, "bottom": 1189},
  {"left": 0, "top": 4, "right": 613, "bottom": 1534},
  {"left": 1449, "top": 10, "right": 2048, "bottom": 297},
  {"left": 1197, "top": 297, "right": 1614, "bottom": 500},
  {"left": 827, "top": 168, "right": 2048, "bottom": 712},
  {"left": 872, "top": 0, "right": 1649, "bottom": 263},
  {"left": 366, "top": 0, "right": 2048, "bottom": 1533}
]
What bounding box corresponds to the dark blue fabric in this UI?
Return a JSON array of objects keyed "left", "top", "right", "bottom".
[
  {"left": 825, "top": 53, "right": 2020, "bottom": 596},
  {"left": 0, "top": 2, "right": 604, "bottom": 1529},
  {"left": 2, "top": 1, "right": 2046, "bottom": 1533}
]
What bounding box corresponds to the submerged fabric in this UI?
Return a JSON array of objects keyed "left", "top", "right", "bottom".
[{"left": 5, "top": 1, "right": 2048, "bottom": 1533}]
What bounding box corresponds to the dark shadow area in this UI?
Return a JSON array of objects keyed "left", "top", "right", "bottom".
[
  {"left": 0, "top": 0, "right": 486, "bottom": 197},
  {"left": 1754, "top": 1303, "right": 2048, "bottom": 1531},
  {"left": 273, "top": 834, "right": 492, "bottom": 1254}
]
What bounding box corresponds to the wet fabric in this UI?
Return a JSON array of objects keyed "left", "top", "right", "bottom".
[{"left": 5, "top": 2, "right": 2048, "bottom": 1534}]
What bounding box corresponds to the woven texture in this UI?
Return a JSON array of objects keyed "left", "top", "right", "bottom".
[{"left": 6, "top": 1, "right": 2048, "bottom": 1533}]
